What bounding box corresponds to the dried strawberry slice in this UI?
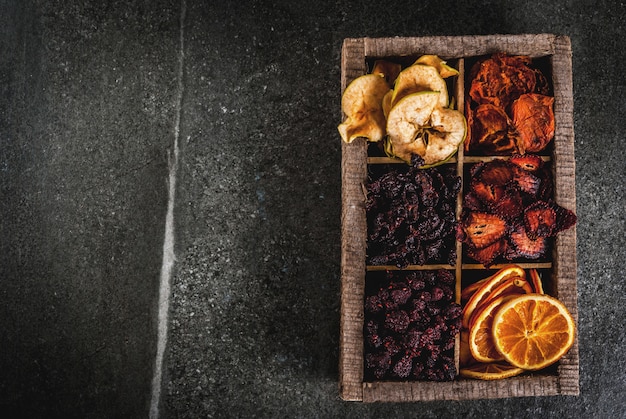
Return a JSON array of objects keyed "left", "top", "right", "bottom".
[
  {"left": 509, "top": 154, "right": 544, "bottom": 172},
  {"left": 467, "top": 239, "right": 506, "bottom": 266},
  {"left": 509, "top": 224, "right": 547, "bottom": 259},
  {"left": 478, "top": 159, "right": 514, "bottom": 186},
  {"left": 524, "top": 201, "right": 557, "bottom": 238},
  {"left": 553, "top": 203, "right": 578, "bottom": 234},
  {"left": 463, "top": 191, "right": 485, "bottom": 211},
  {"left": 462, "top": 212, "right": 507, "bottom": 249},
  {"left": 469, "top": 161, "right": 486, "bottom": 178},
  {"left": 471, "top": 180, "right": 506, "bottom": 205},
  {"left": 488, "top": 187, "right": 523, "bottom": 220},
  {"left": 512, "top": 165, "right": 541, "bottom": 195}
]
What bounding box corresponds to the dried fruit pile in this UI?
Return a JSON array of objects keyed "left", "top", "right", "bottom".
[
  {"left": 465, "top": 54, "right": 554, "bottom": 155},
  {"left": 367, "top": 155, "right": 461, "bottom": 267},
  {"left": 459, "top": 266, "right": 576, "bottom": 380},
  {"left": 338, "top": 55, "right": 466, "bottom": 167},
  {"left": 364, "top": 270, "right": 461, "bottom": 381},
  {"left": 458, "top": 154, "right": 577, "bottom": 266},
  {"left": 340, "top": 52, "right": 578, "bottom": 383}
]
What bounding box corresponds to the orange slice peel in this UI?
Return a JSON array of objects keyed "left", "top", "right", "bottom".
[
  {"left": 491, "top": 293, "right": 576, "bottom": 371},
  {"left": 461, "top": 265, "right": 526, "bottom": 329}
]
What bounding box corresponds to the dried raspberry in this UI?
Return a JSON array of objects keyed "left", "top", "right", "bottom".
[
  {"left": 430, "top": 287, "right": 445, "bottom": 302},
  {"left": 427, "top": 304, "right": 442, "bottom": 317},
  {"left": 411, "top": 298, "right": 427, "bottom": 312},
  {"left": 420, "top": 327, "right": 442, "bottom": 347},
  {"left": 416, "top": 291, "right": 432, "bottom": 303},
  {"left": 439, "top": 356, "right": 457, "bottom": 381},
  {"left": 407, "top": 273, "right": 426, "bottom": 291},
  {"left": 366, "top": 352, "right": 392, "bottom": 379},
  {"left": 389, "top": 282, "right": 412, "bottom": 306},
  {"left": 392, "top": 354, "right": 414, "bottom": 378},
  {"left": 412, "top": 361, "right": 425, "bottom": 379},
  {"left": 436, "top": 270, "right": 455, "bottom": 285},
  {"left": 422, "top": 271, "right": 437, "bottom": 287},
  {"left": 439, "top": 284, "right": 454, "bottom": 302},
  {"left": 382, "top": 336, "right": 402, "bottom": 357},
  {"left": 365, "top": 295, "right": 383, "bottom": 314},
  {"left": 385, "top": 310, "right": 410, "bottom": 333},
  {"left": 404, "top": 328, "right": 423, "bottom": 351}
]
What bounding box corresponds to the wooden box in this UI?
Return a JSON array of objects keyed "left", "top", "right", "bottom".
[{"left": 339, "top": 34, "right": 578, "bottom": 401}]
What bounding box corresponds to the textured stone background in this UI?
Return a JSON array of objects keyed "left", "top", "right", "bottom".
[{"left": 1, "top": 0, "right": 624, "bottom": 417}]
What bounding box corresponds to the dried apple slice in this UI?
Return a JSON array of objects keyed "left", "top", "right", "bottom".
[
  {"left": 390, "top": 64, "right": 449, "bottom": 108},
  {"left": 371, "top": 60, "right": 402, "bottom": 86},
  {"left": 338, "top": 74, "right": 391, "bottom": 144},
  {"left": 413, "top": 55, "right": 459, "bottom": 78},
  {"left": 421, "top": 107, "right": 466, "bottom": 166},
  {"left": 381, "top": 90, "right": 393, "bottom": 119},
  {"left": 386, "top": 91, "right": 441, "bottom": 160},
  {"left": 387, "top": 92, "right": 465, "bottom": 166}
]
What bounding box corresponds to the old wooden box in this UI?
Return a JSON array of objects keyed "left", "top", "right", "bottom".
[{"left": 339, "top": 34, "right": 578, "bottom": 401}]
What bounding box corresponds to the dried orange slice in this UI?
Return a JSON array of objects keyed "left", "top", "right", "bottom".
[
  {"left": 461, "top": 277, "right": 488, "bottom": 302},
  {"left": 459, "top": 362, "right": 525, "bottom": 380},
  {"left": 529, "top": 269, "right": 544, "bottom": 294},
  {"left": 492, "top": 294, "right": 575, "bottom": 371},
  {"left": 468, "top": 296, "right": 508, "bottom": 363},
  {"left": 461, "top": 265, "right": 526, "bottom": 328}
]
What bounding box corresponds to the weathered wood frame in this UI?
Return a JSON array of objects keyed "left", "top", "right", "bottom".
[{"left": 339, "top": 34, "right": 578, "bottom": 402}]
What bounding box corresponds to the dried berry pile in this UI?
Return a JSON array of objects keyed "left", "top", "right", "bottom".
[
  {"left": 364, "top": 270, "right": 462, "bottom": 381},
  {"left": 366, "top": 155, "right": 461, "bottom": 268},
  {"left": 458, "top": 154, "right": 577, "bottom": 266}
]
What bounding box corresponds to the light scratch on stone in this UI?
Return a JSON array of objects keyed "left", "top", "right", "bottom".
[{"left": 150, "top": 0, "right": 186, "bottom": 417}]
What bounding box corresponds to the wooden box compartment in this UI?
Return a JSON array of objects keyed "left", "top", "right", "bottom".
[{"left": 339, "top": 35, "right": 578, "bottom": 402}]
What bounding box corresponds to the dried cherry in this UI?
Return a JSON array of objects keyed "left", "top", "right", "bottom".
[{"left": 366, "top": 155, "right": 460, "bottom": 267}]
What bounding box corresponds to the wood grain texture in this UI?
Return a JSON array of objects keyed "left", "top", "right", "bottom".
[
  {"left": 339, "top": 38, "right": 367, "bottom": 401},
  {"left": 363, "top": 375, "right": 559, "bottom": 402},
  {"left": 364, "top": 34, "right": 557, "bottom": 59},
  {"left": 339, "top": 34, "right": 578, "bottom": 401},
  {"left": 550, "top": 35, "right": 580, "bottom": 396}
]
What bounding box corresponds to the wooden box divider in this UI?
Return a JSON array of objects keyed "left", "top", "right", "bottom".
[{"left": 339, "top": 34, "right": 578, "bottom": 402}]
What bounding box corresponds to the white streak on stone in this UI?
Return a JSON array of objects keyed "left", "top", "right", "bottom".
[{"left": 150, "top": 0, "right": 186, "bottom": 417}]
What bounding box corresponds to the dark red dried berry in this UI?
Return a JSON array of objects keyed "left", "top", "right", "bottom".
[
  {"left": 392, "top": 354, "right": 414, "bottom": 378},
  {"left": 385, "top": 310, "right": 410, "bottom": 333}
]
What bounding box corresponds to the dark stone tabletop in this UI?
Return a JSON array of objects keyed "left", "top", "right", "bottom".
[{"left": 1, "top": 0, "right": 624, "bottom": 417}]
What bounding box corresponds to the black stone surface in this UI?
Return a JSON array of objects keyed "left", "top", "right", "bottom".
[{"left": 1, "top": 0, "right": 625, "bottom": 417}]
